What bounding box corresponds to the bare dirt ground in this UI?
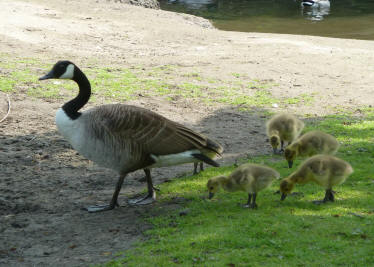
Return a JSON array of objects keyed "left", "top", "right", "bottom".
[{"left": 1, "top": 0, "right": 374, "bottom": 266}]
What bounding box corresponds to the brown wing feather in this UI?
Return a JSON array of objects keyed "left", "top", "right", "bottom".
[{"left": 86, "top": 104, "right": 221, "bottom": 157}]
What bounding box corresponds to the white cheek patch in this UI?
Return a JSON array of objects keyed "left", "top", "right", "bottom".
[{"left": 60, "top": 64, "right": 75, "bottom": 79}]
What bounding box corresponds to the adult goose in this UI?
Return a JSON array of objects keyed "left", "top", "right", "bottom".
[{"left": 39, "top": 61, "right": 223, "bottom": 212}]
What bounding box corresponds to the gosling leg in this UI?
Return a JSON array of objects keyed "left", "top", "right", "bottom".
[
  {"left": 327, "top": 189, "right": 335, "bottom": 202},
  {"left": 250, "top": 193, "right": 258, "bottom": 209},
  {"left": 243, "top": 193, "right": 252, "bottom": 208},
  {"left": 128, "top": 169, "right": 156, "bottom": 205},
  {"left": 85, "top": 174, "right": 126, "bottom": 212},
  {"left": 313, "top": 189, "right": 334, "bottom": 205},
  {"left": 243, "top": 193, "right": 257, "bottom": 209},
  {"left": 279, "top": 140, "right": 285, "bottom": 153}
]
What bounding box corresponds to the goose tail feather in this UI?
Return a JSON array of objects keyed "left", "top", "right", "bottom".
[
  {"left": 206, "top": 138, "right": 224, "bottom": 156},
  {"left": 192, "top": 153, "right": 220, "bottom": 167}
]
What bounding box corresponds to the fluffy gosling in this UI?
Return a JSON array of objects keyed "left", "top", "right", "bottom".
[
  {"left": 207, "top": 163, "right": 280, "bottom": 208},
  {"left": 285, "top": 130, "right": 339, "bottom": 168},
  {"left": 280, "top": 155, "right": 353, "bottom": 204},
  {"left": 266, "top": 113, "right": 304, "bottom": 154}
]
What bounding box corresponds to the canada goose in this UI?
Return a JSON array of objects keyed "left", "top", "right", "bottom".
[
  {"left": 285, "top": 130, "right": 339, "bottom": 168},
  {"left": 39, "top": 61, "right": 223, "bottom": 212},
  {"left": 280, "top": 155, "right": 353, "bottom": 204},
  {"left": 207, "top": 163, "right": 280, "bottom": 208},
  {"left": 266, "top": 113, "right": 304, "bottom": 154},
  {"left": 302, "top": 0, "right": 330, "bottom": 8}
]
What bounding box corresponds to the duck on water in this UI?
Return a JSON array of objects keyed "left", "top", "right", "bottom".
[{"left": 39, "top": 61, "right": 223, "bottom": 213}]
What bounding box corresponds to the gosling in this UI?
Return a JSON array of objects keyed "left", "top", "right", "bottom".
[
  {"left": 207, "top": 163, "right": 280, "bottom": 209},
  {"left": 280, "top": 155, "right": 353, "bottom": 204},
  {"left": 266, "top": 113, "right": 304, "bottom": 154},
  {"left": 285, "top": 130, "right": 339, "bottom": 168}
]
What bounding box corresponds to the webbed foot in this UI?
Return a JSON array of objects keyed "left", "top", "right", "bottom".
[
  {"left": 242, "top": 203, "right": 258, "bottom": 209},
  {"left": 84, "top": 203, "right": 117, "bottom": 213},
  {"left": 312, "top": 200, "right": 327, "bottom": 205},
  {"left": 128, "top": 193, "right": 156, "bottom": 205}
]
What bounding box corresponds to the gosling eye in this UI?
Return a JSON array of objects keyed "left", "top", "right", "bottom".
[{"left": 210, "top": 187, "right": 213, "bottom": 190}]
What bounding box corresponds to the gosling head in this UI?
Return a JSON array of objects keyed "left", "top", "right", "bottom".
[
  {"left": 284, "top": 147, "right": 297, "bottom": 168},
  {"left": 39, "top": 60, "right": 76, "bottom": 81},
  {"left": 207, "top": 176, "right": 224, "bottom": 199},
  {"left": 280, "top": 179, "right": 294, "bottom": 201},
  {"left": 270, "top": 135, "right": 280, "bottom": 154}
]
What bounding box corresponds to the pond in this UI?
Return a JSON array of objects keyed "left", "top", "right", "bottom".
[{"left": 159, "top": 0, "right": 374, "bottom": 40}]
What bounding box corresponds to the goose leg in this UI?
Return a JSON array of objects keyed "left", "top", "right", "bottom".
[
  {"left": 328, "top": 189, "right": 335, "bottom": 202},
  {"left": 279, "top": 140, "right": 285, "bottom": 153},
  {"left": 193, "top": 162, "right": 204, "bottom": 175},
  {"left": 128, "top": 169, "right": 156, "bottom": 205},
  {"left": 243, "top": 193, "right": 252, "bottom": 208},
  {"left": 313, "top": 189, "right": 333, "bottom": 205},
  {"left": 85, "top": 174, "right": 126, "bottom": 213},
  {"left": 193, "top": 162, "right": 198, "bottom": 175},
  {"left": 250, "top": 193, "right": 258, "bottom": 209}
]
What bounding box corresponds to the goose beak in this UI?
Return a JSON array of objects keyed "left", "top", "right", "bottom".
[
  {"left": 281, "top": 193, "right": 287, "bottom": 201},
  {"left": 39, "top": 70, "right": 54, "bottom": 80},
  {"left": 288, "top": 160, "right": 293, "bottom": 168},
  {"left": 208, "top": 192, "right": 214, "bottom": 199}
]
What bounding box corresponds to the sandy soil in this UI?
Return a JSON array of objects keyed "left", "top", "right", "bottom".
[{"left": 1, "top": 0, "right": 374, "bottom": 266}]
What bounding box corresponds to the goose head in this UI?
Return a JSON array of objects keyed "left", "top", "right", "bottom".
[
  {"left": 270, "top": 135, "right": 280, "bottom": 153},
  {"left": 39, "top": 61, "right": 76, "bottom": 80},
  {"left": 207, "top": 176, "right": 225, "bottom": 199},
  {"left": 280, "top": 179, "right": 294, "bottom": 201}
]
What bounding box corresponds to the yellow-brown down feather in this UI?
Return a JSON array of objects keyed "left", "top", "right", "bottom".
[{"left": 280, "top": 155, "right": 353, "bottom": 195}]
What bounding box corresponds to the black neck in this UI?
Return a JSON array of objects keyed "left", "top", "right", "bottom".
[{"left": 62, "top": 67, "right": 91, "bottom": 120}]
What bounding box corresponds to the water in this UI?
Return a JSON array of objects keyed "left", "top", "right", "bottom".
[{"left": 159, "top": 0, "right": 374, "bottom": 40}]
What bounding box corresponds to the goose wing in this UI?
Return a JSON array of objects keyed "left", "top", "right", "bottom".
[{"left": 86, "top": 104, "right": 220, "bottom": 156}]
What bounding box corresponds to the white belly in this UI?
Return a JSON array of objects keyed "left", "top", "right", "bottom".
[{"left": 55, "top": 108, "right": 125, "bottom": 172}]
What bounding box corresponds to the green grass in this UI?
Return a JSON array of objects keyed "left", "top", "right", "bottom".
[
  {"left": 2, "top": 55, "right": 372, "bottom": 266},
  {"left": 104, "top": 111, "right": 374, "bottom": 267},
  {"left": 1, "top": 55, "right": 313, "bottom": 110}
]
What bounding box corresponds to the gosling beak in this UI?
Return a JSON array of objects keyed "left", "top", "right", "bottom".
[
  {"left": 208, "top": 192, "right": 214, "bottom": 199},
  {"left": 281, "top": 193, "right": 287, "bottom": 201},
  {"left": 273, "top": 148, "right": 278, "bottom": 154},
  {"left": 288, "top": 160, "right": 293, "bottom": 168},
  {"left": 39, "top": 70, "right": 54, "bottom": 80}
]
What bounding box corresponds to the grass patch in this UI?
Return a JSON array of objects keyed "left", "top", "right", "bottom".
[
  {"left": 1, "top": 55, "right": 313, "bottom": 110},
  {"left": 104, "top": 111, "right": 374, "bottom": 267}
]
